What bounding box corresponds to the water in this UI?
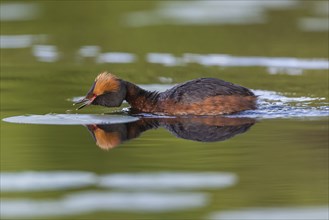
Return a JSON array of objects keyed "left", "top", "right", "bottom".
[{"left": 1, "top": 1, "right": 328, "bottom": 219}]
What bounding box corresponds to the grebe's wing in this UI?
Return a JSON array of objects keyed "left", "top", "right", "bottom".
[{"left": 163, "top": 78, "right": 254, "bottom": 103}]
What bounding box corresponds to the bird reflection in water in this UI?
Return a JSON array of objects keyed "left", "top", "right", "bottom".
[{"left": 86, "top": 117, "right": 255, "bottom": 150}]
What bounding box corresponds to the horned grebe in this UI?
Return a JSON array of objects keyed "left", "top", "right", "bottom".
[{"left": 76, "top": 72, "right": 256, "bottom": 115}]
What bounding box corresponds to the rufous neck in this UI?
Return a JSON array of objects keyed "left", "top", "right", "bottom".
[{"left": 123, "top": 81, "right": 159, "bottom": 112}]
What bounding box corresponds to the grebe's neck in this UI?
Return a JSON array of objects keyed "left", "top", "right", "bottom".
[{"left": 124, "top": 81, "right": 160, "bottom": 112}]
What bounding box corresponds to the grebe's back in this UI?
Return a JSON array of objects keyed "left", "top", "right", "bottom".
[{"left": 162, "top": 78, "right": 255, "bottom": 104}]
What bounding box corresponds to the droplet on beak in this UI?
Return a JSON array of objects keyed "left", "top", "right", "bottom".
[{"left": 74, "top": 95, "right": 97, "bottom": 110}]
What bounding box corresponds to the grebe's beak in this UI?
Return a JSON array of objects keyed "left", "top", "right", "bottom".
[{"left": 74, "top": 95, "right": 97, "bottom": 110}]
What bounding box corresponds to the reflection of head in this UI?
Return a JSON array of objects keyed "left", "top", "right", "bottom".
[
  {"left": 85, "top": 117, "right": 256, "bottom": 150},
  {"left": 86, "top": 120, "right": 155, "bottom": 150},
  {"left": 87, "top": 125, "right": 123, "bottom": 150},
  {"left": 94, "top": 129, "right": 121, "bottom": 150}
]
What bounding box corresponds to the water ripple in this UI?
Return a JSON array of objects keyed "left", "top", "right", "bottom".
[
  {"left": 1, "top": 191, "right": 208, "bottom": 217},
  {"left": 235, "top": 90, "right": 329, "bottom": 119},
  {"left": 0, "top": 171, "right": 236, "bottom": 192}
]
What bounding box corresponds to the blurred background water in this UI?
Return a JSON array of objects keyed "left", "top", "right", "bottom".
[{"left": 1, "top": 1, "right": 328, "bottom": 219}]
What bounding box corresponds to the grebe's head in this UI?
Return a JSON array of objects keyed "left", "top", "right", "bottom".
[{"left": 76, "top": 72, "right": 126, "bottom": 110}]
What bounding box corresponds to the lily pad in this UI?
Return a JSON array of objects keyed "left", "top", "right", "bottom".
[{"left": 2, "top": 114, "right": 139, "bottom": 125}]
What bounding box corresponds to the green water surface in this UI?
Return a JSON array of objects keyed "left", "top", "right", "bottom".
[{"left": 1, "top": 1, "right": 328, "bottom": 219}]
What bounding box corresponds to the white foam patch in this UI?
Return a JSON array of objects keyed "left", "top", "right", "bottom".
[
  {"left": 139, "top": 84, "right": 173, "bottom": 92},
  {"left": 0, "top": 171, "right": 96, "bottom": 192},
  {"left": 2, "top": 114, "right": 139, "bottom": 125},
  {"left": 255, "top": 90, "right": 325, "bottom": 103},
  {"left": 96, "top": 52, "right": 136, "bottom": 63},
  {"left": 0, "top": 171, "right": 237, "bottom": 192},
  {"left": 1, "top": 171, "right": 218, "bottom": 216},
  {"left": 124, "top": 1, "right": 298, "bottom": 27},
  {"left": 32, "top": 45, "right": 59, "bottom": 62},
  {"left": 146, "top": 53, "right": 329, "bottom": 70},
  {"left": 231, "top": 90, "right": 329, "bottom": 119},
  {"left": 78, "top": 45, "right": 101, "bottom": 57},
  {"left": 0, "top": 35, "right": 46, "bottom": 49},
  {"left": 0, "top": 3, "right": 39, "bottom": 21},
  {"left": 298, "top": 17, "right": 329, "bottom": 32},
  {"left": 147, "top": 53, "right": 183, "bottom": 66},
  {"left": 208, "top": 206, "right": 329, "bottom": 220},
  {"left": 99, "top": 172, "right": 237, "bottom": 190},
  {"left": 1, "top": 191, "right": 207, "bottom": 217}
]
